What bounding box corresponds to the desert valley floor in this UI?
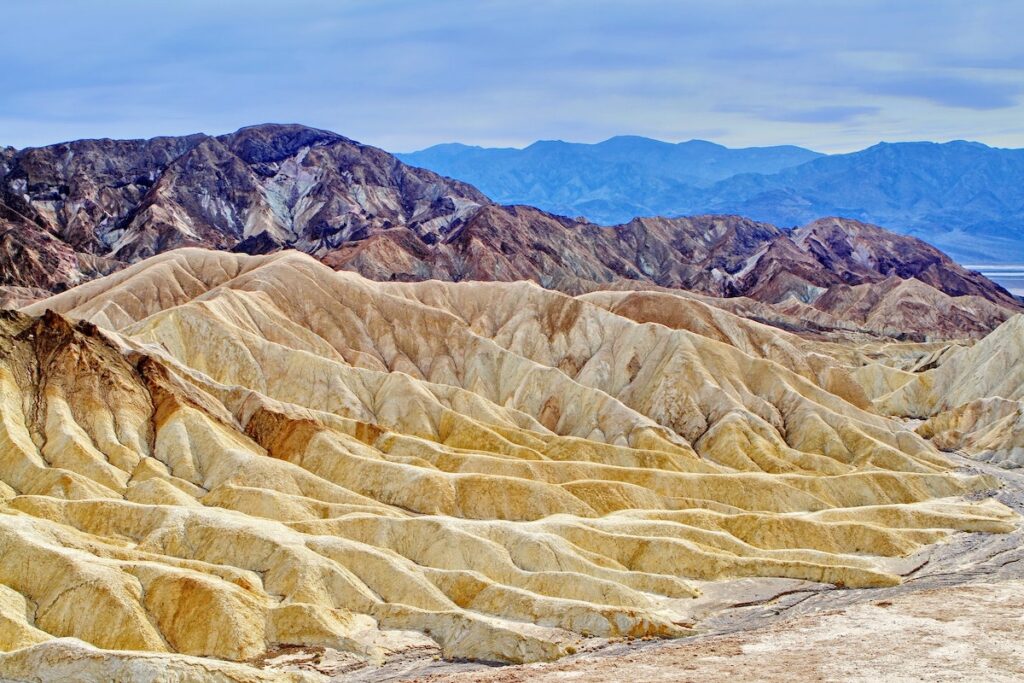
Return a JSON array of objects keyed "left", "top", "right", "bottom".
[{"left": 0, "top": 248, "right": 1021, "bottom": 681}]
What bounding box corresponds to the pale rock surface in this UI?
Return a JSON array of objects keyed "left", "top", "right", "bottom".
[
  {"left": 0, "top": 638, "right": 322, "bottom": 682},
  {"left": 408, "top": 581, "right": 1024, "bottom": 683},
  {"left": 875, "top": 315, "right": 1024, "bottom": 465}
]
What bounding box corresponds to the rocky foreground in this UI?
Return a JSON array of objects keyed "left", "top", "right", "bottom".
[
  {"left": 0, "top": 248, "right": 1021, "bottom": 680},
  {"left": 400, "top": 451, "right": 1024, "bottom": 683},
  {"left": 405, "top": 583, "right": 1024, "bottom": 683}
]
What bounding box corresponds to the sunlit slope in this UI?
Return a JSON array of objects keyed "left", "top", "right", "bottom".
[
  {"left": 875, "top": 315, "right": 1024, "bottom": 467},
  {"left": 0, "top": 248, "right": 1015, "bottom": 673}
]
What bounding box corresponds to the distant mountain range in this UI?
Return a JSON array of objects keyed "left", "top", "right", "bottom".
[
  {"left": 397, "top": 138, "right": 1024, "bottom": 263},
  {"left": 396, "top": 137, "right": 822, "bottom": 228}
]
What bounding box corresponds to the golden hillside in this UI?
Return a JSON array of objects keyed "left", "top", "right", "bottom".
[{"left": 0, "top": 248, "right": 1016, "bottom": 680}]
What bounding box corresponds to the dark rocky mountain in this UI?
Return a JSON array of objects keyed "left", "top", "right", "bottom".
[
  {"left": 399, "top": 138, "right": 1024, "bottom": 263},
  {"left": 397, "top": 137, "right": 822, "bottom": 223},
  {"left": 1, "top": 124, "right": 1019, "bottom": 338},
  {"left": 1, "top": 124, "right": 486, "bottom": 270}
]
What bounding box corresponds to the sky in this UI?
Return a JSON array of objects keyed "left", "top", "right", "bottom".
[{"left": 2, "top": 0, "right": 1023, "bottom": 153}]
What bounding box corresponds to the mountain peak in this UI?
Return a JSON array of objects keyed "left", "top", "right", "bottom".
[
  {"left": 217, "top": 123, "right": 349, "bottom": 163},
  {"left": 595, "top": 135, "right": 678, "bottom": 149}
]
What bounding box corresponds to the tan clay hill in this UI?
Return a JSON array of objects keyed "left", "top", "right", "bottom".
[
  {"left": 867, "top": 314, "right": 1024, "bottom": 468},
  {"left": 0, "top": 248, "right": 1018, "bottom": 680}
]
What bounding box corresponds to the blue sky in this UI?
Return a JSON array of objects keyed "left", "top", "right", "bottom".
[{"left": 2, "top": 0, "right": 1023, "bottom": 152}]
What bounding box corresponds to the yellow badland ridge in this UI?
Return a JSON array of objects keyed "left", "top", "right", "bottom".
[{"left": 0, "top": 248, "right": 1016, "bottom": 680}]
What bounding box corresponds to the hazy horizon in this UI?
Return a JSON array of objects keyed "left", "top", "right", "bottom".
[
  {"left": 7, "top": 123, "right": 1024, "bottom": 157},
  {"left": 394, "top": 135, "right": 1024, "bottom": 155}
]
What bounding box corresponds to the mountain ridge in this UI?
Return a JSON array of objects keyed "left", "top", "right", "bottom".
[
  {"left": 397, "top": 136, "right": 824, "bottom": 221},
  {"left": 2, "top": 123, "right": 1020, "bottom": 339},
  {"left": 398, "top": 136, "right": 1024, "bottom": 263}
]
